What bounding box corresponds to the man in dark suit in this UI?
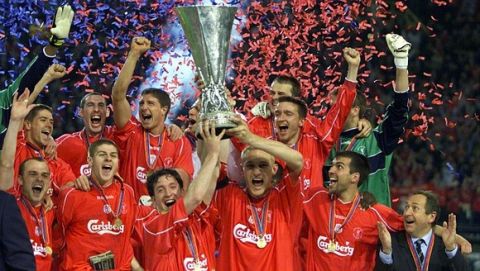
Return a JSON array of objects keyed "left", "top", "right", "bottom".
[
  {"left": 0, "top": 190, "right": 36, "bottom": 270},
  {"left": 376, "top": 190, "right": 468, "bottom": 271}
]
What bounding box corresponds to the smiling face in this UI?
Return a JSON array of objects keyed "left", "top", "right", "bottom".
[
  {"left": 152, "top": 174, "right": 183, "bottom": 212},
  {"left": 25, "top": 108, "right": 54, "bottom": 148},
  {"left": 88, "top": 143, "right": 119, "bottom": 186},
  {"left": 403, "top": 194, "right": 437, "bottom": 238},
  {"left": 327, "top": 156, "right": 359, "bottom": 196},
  {"left": 80, "top": 94, "right": 107, "bottom": 136},
  {"left": 139, "top": 93, "right": 168, "bottom": 134},
  {"left": 274, "top": 101, "right": 303, "bottom": 145},
  {"left": 242, "top": 149, "right": 277, "bottom": 199},
  {"left": 19, "top": 159, "right": 51, "bottom": 207}
]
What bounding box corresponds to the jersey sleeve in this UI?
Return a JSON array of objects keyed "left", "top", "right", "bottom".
[
  {"left": 172, "top": 137, "right": 194, "bottom": 178},
  {"left": 56, "top": 188, "right": 76, "bottom": 249},
  {"left": 373, "top": 91, "right": 409, "bottom": 155},
  {"left": 309, "top": 80, "right": 356, "bottom": 148},
  {"left": 112, "top": 116, "right": 140, "bottom": 150},
  {"left": 212, "top": 183, "right": 237, "bottom": 217},
  {"left": 51, "top": 158, "right": 76, "bottom": 192},
  {"left": 370, "top": 203, "right": 404, "bottom": 232}
]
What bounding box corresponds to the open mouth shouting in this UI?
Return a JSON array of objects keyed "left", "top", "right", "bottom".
[
  {"left": 31, "top": 182, "right": 45, "bottom": 196},
  {"left": 252, "top": 178, "right": 265, "bottom": 187},
  {"left": 164, "top": 198, "right": 176, "bottom": 207},
  {"left": 141, "top": 112, "right": 154, "bottom": 127},
  {"left": 40, "top": 129, "right": 51, "bottom": 142},
  {"left": 90, "top": 115, "right": 102, "bottom": 127},
  {"left": 328, "top": 176, "right": 337, "bottom": 187},
  {"left": 277, "top": 123, "right": 289, "bottom": 135},
  {"left": 101, "top": 164, "right": 113, "bottom": 176}
]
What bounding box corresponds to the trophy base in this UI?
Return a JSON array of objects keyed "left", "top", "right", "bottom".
[{"left": 196, "top": 111, "right": 237, "bottom": 140}]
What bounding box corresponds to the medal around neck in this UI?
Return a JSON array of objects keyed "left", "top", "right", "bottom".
[
  {"left": 257, "top": 235, "right": 267, "bottom": 249},
  {"left": 176, "top": 6, "right": 238, "bottom": 139}
]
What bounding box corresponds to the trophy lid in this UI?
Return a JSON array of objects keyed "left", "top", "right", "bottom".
[{"left": 176, "top": 6, "right": 237, "bottom": 86}]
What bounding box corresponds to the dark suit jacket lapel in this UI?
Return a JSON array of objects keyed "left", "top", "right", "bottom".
[{"left": 398, "top": 232, "right": 419, "bottom": 271}]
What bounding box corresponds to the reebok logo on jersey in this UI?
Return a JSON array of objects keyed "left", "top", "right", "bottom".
[
  {"left": 233, "top": 223, "right": 272, "bottom": 246},
  {"left": 87, "top": 219, "right": 125, "bottom": 235},
  {"left": 136, "top": 166, "right": 147, "bottom": 183},
  {"left": 183, "top": 254, "right": 208, "bottom": 271},
  {"left": 31, "top": 240, "right": 48, "bottom": 257},
  {"left": 317, "top": 235, "right": 354, "bottom": 256}
]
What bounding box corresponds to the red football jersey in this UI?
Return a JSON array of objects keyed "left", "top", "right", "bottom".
[
  {"left": 57, "top": 180, "right": 137, "bottom": 270},
  {"left": 302, "top": 188, "right": 404, "bottom": 271},
  {"left": 112, "top": 117, "right": 193, "bottom": 200},
  {"left": 10, "top": 132, "right": 76, "bottom": 199},
  {"left": 131, "top": 205, "right": 157, "bottom": 267},
  {"left": 17, "top": 197, "right": 55, "bottom": 271},
  {"left": 232, "top": 81, "right": 356, "bottom": 191},
  {"left": 293, "top": 80, "right": 356, "bottom": 191},
  {"left": 213, "top": 173, "right": 302, "bottom": 271},
  {"left": 142, "top": 199, "right": 217, "bottom": 271},
  {"left": 56, "top": 127, "right": 115, "bottom": 177}
]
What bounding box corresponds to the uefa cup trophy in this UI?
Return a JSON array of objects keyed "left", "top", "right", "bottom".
[{"left": 176, "top": 6, "right": 237, "bottom": 138}]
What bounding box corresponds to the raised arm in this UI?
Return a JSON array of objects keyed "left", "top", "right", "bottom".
[
  {"left": 374, "top": 34, "right": 411, "bottom": 154},
  {"left": 111, "top": 37, "right": 151, "bottom": 129},
  {"left": 309, "top": 48, "right": 359, "bottom": 148},
  {"left": 0, "top": 90, "right": 35, "bottom": 191},
  {"left": 183, "top": 121, "right": 222, "bottom": 214},
  {"left": 28, "top": 64, "right": 66, "bottom": 105},
  {"left": 227, "top": 115, "right": 303, "bottom": 180}
]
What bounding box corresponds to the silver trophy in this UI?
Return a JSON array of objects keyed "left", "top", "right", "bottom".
[{"left": 176, "top": 6, "right": 237, "bottom": 137}]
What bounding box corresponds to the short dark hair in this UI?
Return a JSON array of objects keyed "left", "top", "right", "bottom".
[
  {"left": 277, "top": 96, "right": 308, "bottom": 119},
  {"left": 88, "top": 139, "right": 119, "bottom": 157},
  {"left": 412, "top": 190, "right": 440, "bottom": 223},
  {"left": 147, "top": 168, "right": 184, "bottom": 197},
  {"left": 18, "top": 158, "right": 47, "bottom": 176},
  {"left": 336, "top": 151, "right": 370, "bottom": 186},
  {"left": 272, "top": 75, "right": 301, "bottom": 97},
  {"left": 353, "top": 91, "right": 367, "bottom": 118},
  {"left": 25, "top": 104, "right": 52, "bottom": 122},
  {"left": 80, "top": 92, "right": 105, "bottom": 108},
  {"left": 141, "top": 88, "right": 171, "bottom": 118}
]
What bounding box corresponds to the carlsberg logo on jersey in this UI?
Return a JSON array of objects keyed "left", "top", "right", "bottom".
[
  {"left": 317, "top": 235, "right": 354, "bottom": 256},
  {"left": 87, "top": 219, "right": 125, "bottom": 235},
  {"left": 233, "top": 223, "right": 272, "bottom": 246},
  {"left": 183, "top": 254, "right": 208, "bottom": 271},
  {"left": 80, "top": 164, "right": 91, "bottom": 176},
  {"left": 31, "top": 240, "right": 48, "bottom": 257},
  {"left": 136, "top": 167, "right": 147, "bottom": 183}
]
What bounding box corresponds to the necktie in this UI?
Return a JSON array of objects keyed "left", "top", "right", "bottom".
[{"left": 415, "top": 239, "right": 425, "bottom": 264}]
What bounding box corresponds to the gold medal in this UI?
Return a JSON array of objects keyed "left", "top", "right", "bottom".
[
  {"left": 257, "top": 236, "right": 267, "bottom": 249},
  {"left": 327, "top": 240, "right": 336, "bottom": 252},
  {"left": 193, "top": 261, "right": 202, "bottom": 271},
  {"left": 114, "top": 217, "right": 123, "bottom": 228},
  {"left": 45, "top": 246, "right": 53, "bottom": 255}
]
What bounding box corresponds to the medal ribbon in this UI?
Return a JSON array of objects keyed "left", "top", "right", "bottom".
[
  {"left": 406, "top": 233, "right": 435, "bottom": 271},
  {"left": 184, "top": 226, "right": 200, "bottom": 263},
  {"left": 328, "top": 193, "right": 361, "bottom": 242},
  {"left": 335, "top": 137, "right": 357, "bottom": 153},
  {"left": 249, "top": 197, "right": 270, "bottom": 238},
  {"left": 90, "top": 178, "right": 125, "bottom": 222},
  {"left": 20, "top": 196, "right": 49, "bottom": 246},
  {"left": 82, "top": 128, "right": 104, "bottom": 150},
  {"left": 271, "top": 118, "right": 277, "bottom": 140},
  {"left": 26, "top": 142, "right": 45, "bottom": 159},
  {"left": 144, "top": 131, "right": 164, "bottom": 170}
]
